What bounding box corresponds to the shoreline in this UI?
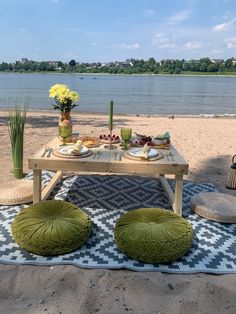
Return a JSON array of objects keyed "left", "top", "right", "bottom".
[
  {"left": 0, "top": 71, "right": 236, "bottom": 77},
  {"left": 1, "top": 108, "right": 236, "bottom": 119}
]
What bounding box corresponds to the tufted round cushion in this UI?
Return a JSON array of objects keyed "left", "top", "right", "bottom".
[
  {"left": 11, "top": 200, "right": 92, "bottom": 256},
  {"left": 114, "top": 208, "right": 193, "bottom": 264}
]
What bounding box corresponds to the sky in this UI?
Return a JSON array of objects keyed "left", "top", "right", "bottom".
[{"left": 0, "top": 0, "right": 236, "bottom": 63}]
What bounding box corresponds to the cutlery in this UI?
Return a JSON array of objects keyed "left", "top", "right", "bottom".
[
  {"left": 46, "top": 147, "right": 53, "bottom": 158},
  {"left": 93, "top": 151, "right": 98, "bottom": 159},
  {"left": 41, "top": 146, "right": 49, "bottom": 157},
  {"left": 169, "top": 152, "right": 175, "bottom": 161},
  {"left": 96, "top": 151, "right": 102, "bottom": 159},
  {"left": 113, "top": 152, "right": 118, "bottom": 160},
  {"left": 165, "top": 153, "right": 170, "bottom": 161}
]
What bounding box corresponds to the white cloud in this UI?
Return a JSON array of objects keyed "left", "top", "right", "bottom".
[
  {"left": 144, "top": 9, "right": 156, "bottom": 15},
  {"left": 92, "top": 42, "right": 99, "bottom": 46},
  {"left": 212, "top": 17, "right": 236, "bottom": 31},
  {"left": 168, "top": 11, "right": 191, "bottom": 25},
  {"left": 115, "top": 43, "right": 140, "bottom": 49},
  {"left": 212, "top": 22, "right": 228, "bottom": 31},
  {"left": 182, "top": 41, "right": 202, "bottom": 49},
  {"left": 152, "top": 33, "right": 175, "bottom": 49},
  {"left": 19, "top": 28, "right": 27, "bottom": 32},
  {"left": 225, "top": 37, "right": 236, "bottom": 48}
]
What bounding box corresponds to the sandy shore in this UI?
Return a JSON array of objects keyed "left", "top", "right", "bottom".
[{"left": 0, "top": 111, "right": 236, "bottom": 314}]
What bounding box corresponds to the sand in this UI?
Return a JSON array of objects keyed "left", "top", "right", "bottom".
[{"left": 0, "top": 111, "right": 236, "bottom": 314}]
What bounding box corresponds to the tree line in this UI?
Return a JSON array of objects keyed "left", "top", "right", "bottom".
[{"left": 0, "top": 57, "right": 236, "bottom": 74}]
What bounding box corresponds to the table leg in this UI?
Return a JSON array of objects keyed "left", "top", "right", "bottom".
[
  {"left": 33, "top": 169, "right": 42, "bottom": 204},
  {"left": 173, "top": 174, "right": 183, "bottom": 216}
]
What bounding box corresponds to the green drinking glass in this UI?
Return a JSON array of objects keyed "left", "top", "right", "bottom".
[
  {"left": 121, "top": 128, "right": 132, "bottom": 150},
  {"left": 59, "top": 125, "right": 70, "bottom": 146}
]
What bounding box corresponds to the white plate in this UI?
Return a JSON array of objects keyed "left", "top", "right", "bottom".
[
  {"left": 128, "top": 147, "right": 159, "bottom": 158},
  {"left": 58, "top": 145, "right": 89, "bottom": 156}
]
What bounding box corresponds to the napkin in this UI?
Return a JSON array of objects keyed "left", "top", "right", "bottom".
[
  {"left": 140, "top": 143, "right": 149, "bottom": 160},
  {"left": 72, "top": 140, "right": 83, "bottom": 152}
]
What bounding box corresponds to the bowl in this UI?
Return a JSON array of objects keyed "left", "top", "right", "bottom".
[{"left": 152, "top": 138, "right": 168, "bottom": 145}]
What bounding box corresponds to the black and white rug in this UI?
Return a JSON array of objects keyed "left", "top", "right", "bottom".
[{"left": 0, "top": 172, "right": 235, "bottom": 273}]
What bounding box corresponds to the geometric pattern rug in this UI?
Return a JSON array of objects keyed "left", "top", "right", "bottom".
[{"left": 0, "top": 171, "right": 235, "bottom": 273}]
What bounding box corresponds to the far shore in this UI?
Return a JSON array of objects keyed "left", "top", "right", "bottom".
[{"left": 0, "top": 71, "right": 236, "bottom": 77}]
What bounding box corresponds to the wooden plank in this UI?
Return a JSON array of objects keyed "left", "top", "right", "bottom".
[
  {"left": 159, "top": 174, "right": 174, "bottom": 204},
  {"left": 41, "top": 170, "right": 63, "bottom": 201},
  {"left": 173, "top": 174, "right": 184, "bottom": 216},
  {"left": 33, "top": 169, "right": 42, "bottom": 204}
]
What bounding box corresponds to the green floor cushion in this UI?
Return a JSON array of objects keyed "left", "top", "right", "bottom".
[
  {"left": 114, "top": 208, "right": 193, "bottom": 264},
  {"left": 11, "top": 200, "right": 92, "bottom": 256}
]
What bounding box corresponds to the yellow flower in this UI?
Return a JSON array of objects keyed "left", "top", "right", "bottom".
[
  {"left": 49, "top": 83, "right": 79, "bottom": 112},
  {"left": 69, "top": 90, "right": 79, "bottom": 102}
]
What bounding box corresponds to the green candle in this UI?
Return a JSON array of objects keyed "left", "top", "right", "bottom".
[{"left": 109, "top": 100, "right": 113, "bottom": 131}]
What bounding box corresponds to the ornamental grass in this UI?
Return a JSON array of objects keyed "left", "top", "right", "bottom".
[{"left": 6, "top": 99, "right": 28, "bottom": 179}]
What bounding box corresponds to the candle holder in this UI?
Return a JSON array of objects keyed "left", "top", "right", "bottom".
[
  {"left": 104, "top": 100, "right": 117, "bottom": 150},
  {"left": 104, "top": 129, "right": 117, "bottom": 150}
]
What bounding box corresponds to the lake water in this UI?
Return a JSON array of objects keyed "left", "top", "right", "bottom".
[{"left": 0, "top": 73, "right": 236, "bottom": 116}]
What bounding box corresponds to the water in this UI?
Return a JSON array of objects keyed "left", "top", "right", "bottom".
[{"left": 0, "top": 72, "right": 236, "bottom": 116}]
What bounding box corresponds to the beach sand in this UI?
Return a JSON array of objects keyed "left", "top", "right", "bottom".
[{"left": 0, "top": 111, "right": 236, "bottom": 314}]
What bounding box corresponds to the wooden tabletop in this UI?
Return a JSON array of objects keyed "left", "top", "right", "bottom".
[{"left": 28, "top": 137, "right": 188, "bottom": 176}]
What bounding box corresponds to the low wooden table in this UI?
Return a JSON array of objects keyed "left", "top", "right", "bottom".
[{"left": 28, "top": 137, "right": 188, "bottom": 216}]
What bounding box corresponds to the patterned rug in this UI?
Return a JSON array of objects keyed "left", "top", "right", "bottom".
[{"left": 0, "top": 172, "right": 235, "bottom": 273}]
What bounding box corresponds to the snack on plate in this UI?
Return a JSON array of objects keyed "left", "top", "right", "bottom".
[
  {"left": 79, "top": 136, "right": 100, "bottom": 147},
  {"left": 99, "top": 134, "right": 120, "bottom": 143},
  {"left": 131, "top": 134, "right": 153, "bottom": 146},
  {"left": 131, "top": 131, "right": 171, "bottom": 147}
]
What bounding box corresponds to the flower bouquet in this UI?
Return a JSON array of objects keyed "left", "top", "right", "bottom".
[{"left": 49, "top": 84, "right": 79, "bottom": 143}]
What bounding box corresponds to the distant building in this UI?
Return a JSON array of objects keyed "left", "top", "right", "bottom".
[
  {"left": 232, "top": 58, "right": 236, "bottom": 65},
  {"left": 211, "top": 59, "right": 224, "bottom": 64}
]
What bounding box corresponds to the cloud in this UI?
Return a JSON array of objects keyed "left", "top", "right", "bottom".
[
  {"left": 152, "top": 33, "right": 175, "bottom": 49},
  {"left": 144, "top": 9, "right": 156, "bottom": 15},
  {"left": 168, "top": 11, "right": 191, "bottom": 25},
  {"left": 115, "top": 43, "right": 140, "bottom": 49},
  {"left": 225, "top": 37, "right": 236, "bottom": 48},
  {"left": 212, "top": 22, "right": 228, "bottom": 31},
  {"left": 51, "top": 0, "right": 59, "bottom": 3},
  {"left": 182, "top": 41, "right": 202, "bottom": 49},
  {"left": 212, "top": 17, "right": 236, "bottom": 31}
]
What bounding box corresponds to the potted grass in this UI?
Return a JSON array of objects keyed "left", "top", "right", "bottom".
[{"left": 6, "top": 100, "right": 28, "bottom": 179}]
